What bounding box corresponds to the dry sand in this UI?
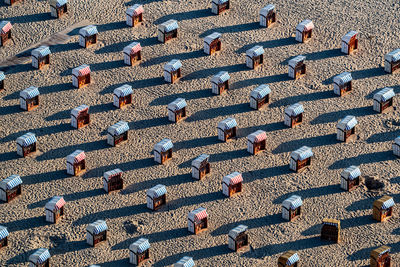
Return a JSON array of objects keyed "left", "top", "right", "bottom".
[{"left": 0, "top": 0, "right": 400, "bottom": 266}]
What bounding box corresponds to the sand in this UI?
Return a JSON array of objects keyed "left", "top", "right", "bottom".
[{"left": 0, "top": 0, "right": 399, "bottom": 266}]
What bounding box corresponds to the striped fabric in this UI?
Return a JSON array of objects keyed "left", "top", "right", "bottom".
[
  {"left": 286, "top": 253, "right": 300, "bottom": 265},
  {"left": 164, "top": 59, "right": 182, "bottom": 72},
  {"left": 160, "top": 19, "right": 178, "bottom": 33},
  {"left": 248, "top": 130, "right": 267, "bottom": 143},
  {"left": 77, "top": 65, "right": 91, "bottom": 76},
  {"left": 2, "top": 175, "right": 22, "bottom": 190},
  {"left": 127, "top": 4, "right": 144, "bottom": 16},
  {"left": 296, "top": 20, "right": 314, "bottom": 31},
  {"left": 154, "top": 138, "right": 173, "bottom": 152},
  {"left": 123, "top": 42, "right": 141, "bottom": 55},
  {"left": 38, "top": 249, "right": 51, "bottom": 264},
  {"left": 0, "top": 21, "right": 12, "bottom": 34},
  {"left": 212, "top": 71, "right": 230, "bottom": 84},
  {"left": 108, "top": 121, "right": 129, "bottom": 136},
  {"left": 260, "top": 4, "right": 275, "bottom": 16},
  {"left": 175, "top": 256, "right": 194, "bottom": 267},
  {"left": 0, "top": 226, "right": 8, "bottom": 240},
  {"left": 33, "top": 46, "right": 51, "bottom": 58},
  {"left": 283, "top": 195, "right": 302, "bottom": 209},
  {"left": 168, "top": 98, "right": 187, "bottom": 111},
  {"left": 55, "top": 0, "right": 68, "bottom": 7},
  {"left": 137, "top": 238, "right": 150, "bottom": 253},
  {"left": 20, "top": 86, "right": 40, "bottom": 99},
  {"left": 337, "top": 115, "right": 357, "bottom": 131},
  {"left": 17, "top": 132, "right": 37, "bottom": 147},
  {"left": 212, "top": 0, "right": 228, "bottom": 4},
  {"left": 147, "top": 184, "right": 167, "bottom": 198},
  {"left": 193, "top": 208, "right": 207, "bottom": 223},
  {"left": 114, "top": 84, "right": 133, "bottom": 98},
  {"left": 250, "top": 84, "right": 270, "bottom": 99},
  {"left": 395, "top": 136, "right": 400, "bottom": 146},
  {"left": 80, "top": 25, "right": 98, "bottom": 37},
  {"left": 191, "top": 154, "right": 209, "bottom": 169},
  {"left": 246, "top": 45, "right": 264, "bottom": 58},
  {"left": 291, "top": 146, "right": 313, "bottom": 161},
  {"left": 218, "top": 117, "right": 237, "bottom": 130},
  {"left": 71, "top": 105, "right": 89, "bottom": 117},
  {"left": 378, "top": 247, "right": 391, "bottom": 256},
  {"left": 88, "top": 220, "right": 108, "bottom": 234},
  {"left": 67, "top": 150, "right": 86, "bottom": 164},
  {"left": 374, "top": 87, "right": 395, "bottom": 102},
  {"left": 382, "top": 198, "right": 394, "bottom": 209},
  {"left": 288, "top": 55, "right": 306, "bottom": 68},
  {"left": 104, "top": 168, "right": 123, "bottom": 181},
  {"left": 285, "top": 103, "right": 304, "bottom": 117},
  {"left": 223, "top": 172, "right": 243, "bottom": 185},
  {"left": 333, "top": 72, "right": 352, "bottom": 86},
  {"left": 228, "top": 224, "right": 248, "bottom": 239},
  {"left": 343, "top": 166, "right": 361, "bottom": 180},
  {"left": 29, "top": 248, "right": 51, "bottom": 264},
  {"left": 0, "top": 71, "right": 4, "bottom": 81},
  {"left": 387, "top": 49, "right": 400, "bottom": 62},
  {"left": 342, "top": 31, "right": 358, "bottom": 44},
  {"left": 204, "top": 32, "right": 221, "bottom": 45},
  {"left": 46, "top": 196, "right": 65, "bottom": 211}
]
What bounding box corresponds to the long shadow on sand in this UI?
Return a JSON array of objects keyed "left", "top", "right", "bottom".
[
  {"left": 156, "top": 245, "right": 229, "bottom": 267},
  {"left": 174, "top": 136, "right": 218, "bottom": 150},
  {"left": 132, "top": 76, "right": 165, "bottom": 89},
  {"left": 232, "top": 73, "right": 289, "bottom": 89},
  {"left": 273, "top": 184, "right": 342, "bottom": 204},
  {"left": 22, "top": 169, "right": 70, "bottom": 185},
  {"left": 3, "top": 82, "right": 73, "bottom": 100},
  {"left": 243, "top": 236, "right": 328, "bottom": 259},
  {"left": 129, "top": 116, "right": 170, "bottom": 130},
  {"left": 310, "top": 106, "right": 375, "bottom": 125},
  {"left": 0, "top": 122, "right": 72, "bottom": 144},
  {"left": 238, "top": 121, "right": 286, "bottom": 138},
  {"left": 236, "top": 37, "right": 296, "bottom": 54},
  {"left": 328, "top": 151, "right": 394, "bottom": 169},
  {"left": 35, "top": 140, "right": 109, "bottom": 161},
  {"left": 167, "top": 191, "right": 224, "bottom": 211},
  {"left": 199, "top": 22, "right": 260, "bottom": 38},
  {"left": 272, "top": 134, "right": 337, "bottom": 154},
  {"left": 112, "top": 227, "right": 188, "bottom": 251},
  {"left": 82, "top": 157, "right": 154, "bottom": 178},
  {"left": 97, "top": 21, "right": 126, "bottom": 32},
  {"left": 45, "top": 103, "right": 113, "bottom": 121},
  {"left": 28, "top": 188, "right": 104, "bottom": 209},
  {"left": 323, "top": 67, "right": 386, "bottom": 85},
  {"left": 270, "top": 90, "right": 334, "bottom": 108},
  {"left": 186, "top": 103, "right": 250, "bottom": 122},
  {"left": 243, "top": 165, "right": 291, "bottom": 183},
  {"left": 73, "top": 203, "right": 148, "bottom": 226},
  {"left": 0, "top": 104, "right": 20, "bottom": 116},
  {"left": 211, "top": 213, "right": 281, "bottom": 237},
  {"left": 183, "top": 63, "right": 245, "bottom": 81},
  {"left": 345, "top": 197, "right": 378, "bottom": 212},
  {"left": 120, "top": 173, "right": 193, "bottom": 195},
  {"left": 149, "top": 88, "right": 210, "bottom": 106},
  {"left": 95, "top": 36, "right": 158, "bottom": 54},
  {"left": 4, "top": 12, "right": 51, "bottom": 23},
  {"left": 348, "top": 241, "right": 400, "bottom": 262},
  {"left": 366, "top": 130, "right": 399, "bottom": 144},
  {"left": 90, "top": 59, "right": 125, "bottom": 71},
  {"left": 0, "top": 63, "right": 32, "bottom": 75},
  {"left": 154, "top": 9, "right": 213, "bottom": 24},
  {"left": 142, "top": 50, "right": 206, "bottom": 67},
  {"left": 3, "top": 215, "right": 47, "bottom": 232}
]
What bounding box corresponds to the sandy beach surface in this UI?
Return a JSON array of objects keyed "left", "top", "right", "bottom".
[{"left": 0, "top": 0, "right": 399, "bottom": 266}]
